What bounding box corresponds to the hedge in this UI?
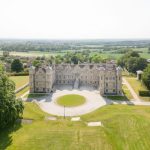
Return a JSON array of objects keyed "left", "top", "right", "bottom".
[
  {"left": 139, "top": 90, "right": 150, "bottom": 97},
  {"left": 7, "top": 72, "right": 29, "bottom": 76}
]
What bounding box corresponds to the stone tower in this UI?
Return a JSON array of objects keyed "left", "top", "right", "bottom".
[
  {"left": 98, "top": 66, "right": 105, "bottom": 95},
  {"left": 29, "top": 66, "right": 55, "bottom": 93},
  {"left": 116, "top": 66, "right": 122, "bottom": 95}
]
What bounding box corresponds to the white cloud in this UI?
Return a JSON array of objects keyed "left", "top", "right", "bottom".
[{"left": 0, "top": 0, "right": 150, "bottom": 39}]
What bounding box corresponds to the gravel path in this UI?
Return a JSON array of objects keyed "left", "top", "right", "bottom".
[{"left": 32, "top": 89, "right": 110, "bottom": 116}]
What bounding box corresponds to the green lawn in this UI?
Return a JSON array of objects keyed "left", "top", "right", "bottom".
[
  {"left": 1, "top": 103, "right": 150, "bottom": 150},
  {"left": 16, "top": 86, "right": 29, "bottom": 98},
  {"left": 106, "top": 95, "right": 128, "bottom": 101},
  {"left": 125, "top": 77, "right": 150, "bottom": 101},
  {"left": 122, "top": 84, "right": 134, "bottom": 100},
  {"left": 9, "top": 76, "right": 29, "bottom": 90},
  {"left": 24, "top": 93, "right": 49, "bottom": 98},
  {"left": 57, "top": 94, "right": 86, "bottom": 107}
]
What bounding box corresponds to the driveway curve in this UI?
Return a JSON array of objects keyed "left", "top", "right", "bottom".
[{"left": 31, "top": 89, "right": 109, "bottom": 116}]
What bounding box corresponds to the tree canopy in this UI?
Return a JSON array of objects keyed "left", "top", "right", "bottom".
[
  {"left": 0, "top": 72, "right": 24, "bottom": 129},
  {"left": 11, "top": 59, "right": 23, "bottom": 73},
  {"left": 142, "top": 65, "right": 150, "bottom": 90},
  {"left": 118, "top": 51, "right": 147, "bottom": 73},
  {"left": 0, "top": 63, "right": 4, "bottom": 73}
]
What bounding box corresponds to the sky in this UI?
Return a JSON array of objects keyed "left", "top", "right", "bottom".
[{"left": 0, "top": 0, "right": 150, "bottom": 39}]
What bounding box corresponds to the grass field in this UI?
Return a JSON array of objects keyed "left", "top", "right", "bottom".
[
  {"left": 1, "top": 102, "right": 150, "bottom": 150},
  {"left": 9, "top": 76, "right": 29, "bottom": 90},
  {"left": 125, "top": 77, "right": 150, "bottom": 101},
  {"left": 0, "top": 47, "right": 150, "bottom": 59},
  {"left": 57, "top": 94, "right": 86, "bottom": 107}
]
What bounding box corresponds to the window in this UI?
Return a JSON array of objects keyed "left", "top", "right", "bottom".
[
  {"left": 106, "top": 89, "right": 108, "bottom": 92},
  {"left": 113, "top": 83, "right": 115, "bottom": 88},
  {"left": 106, "top": 77, "right": 108, "bottom": 80},
  {"left": 113, "top": 89, "right": 116, "bottom": 92},
  {"left": 106, "top": 83, "right": 108, "bottom": 87}
]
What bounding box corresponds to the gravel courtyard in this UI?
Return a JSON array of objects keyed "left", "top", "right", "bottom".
[{"left": 31, "top": 85, "right": 109, "bottom": 116}]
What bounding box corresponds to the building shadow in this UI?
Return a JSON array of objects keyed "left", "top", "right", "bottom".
[{"left": 0, "top": 122, "right": 22, "bottom": 150}]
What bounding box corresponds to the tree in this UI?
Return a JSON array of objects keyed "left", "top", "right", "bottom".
[
  {"left": 126, "top": 57, "right": 147, "bottom": 73},
  {"left": 127, "top": 51, "right": 140, "bottom": 57},
  {"left": 0, "top": 72, "right": 24, "bottom": 129},
  {"left": 117, "top": 50, "right": 147, "bottom": 73},
  {"left": 0, "top": 63, "right": 4, "bottom": 73},
  {"left": 32, "top": 60, "right": 41, "bottom": 67},
  {"left": 148, "top": 48, "right": 150, "bottom": 53},
  {"left": 11, "top": 59, "right": 23, "bottom": 73},
  {"left": 91, "top": 54, "right": 102, "bottom": 63},
  {"left": 142, "top": 65, "right": 150, "bottom": 90}
]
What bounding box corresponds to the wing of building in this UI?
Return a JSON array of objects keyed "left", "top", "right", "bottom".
[{"left": 29, "top": 61, "right": 122, "bottom": 95}]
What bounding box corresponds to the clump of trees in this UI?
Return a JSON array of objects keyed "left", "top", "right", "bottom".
[
  {"left": 148, "top": 47, "right": 150, "bottom": 53},
  {"left": 118, "top": 51, "right": 147, "bottom": 73},
  {"left": 142, "top": 65, "right": 150, "bottom": 90},
  {"left": 11, "top": 59, "right": 23, "bottom": 73},
  {"left": 47, "top": 51, "right": 107, "bottom": 64},
  {"left": 0, "top": 65, "right": 24, "bottom": 129}
]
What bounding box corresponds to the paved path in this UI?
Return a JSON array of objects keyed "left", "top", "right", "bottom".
[
  {"left": 25, "top": 85, "right": 150, "bottom": 116},
  {"left": 21, "top": 90, "right": 29, "bottom": 99},
  {"left": 28, "top": 89, "right": 110, "bottom": 116},
  {"left": 122, "top": 77, "right": 141, "bottom": 101},
  {"left": 111, "top": 100, "right": 150, "bottom": 106}
]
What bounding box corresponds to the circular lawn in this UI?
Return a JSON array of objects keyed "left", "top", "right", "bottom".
[{"left": 56, "top": 94, "right": 86, "bottom": 107}]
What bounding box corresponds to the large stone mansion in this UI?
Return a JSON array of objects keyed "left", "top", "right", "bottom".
[{"left": 29, "top": 61, "right": 122, "bottom": 95}]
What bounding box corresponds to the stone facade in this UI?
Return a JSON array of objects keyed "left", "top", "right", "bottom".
[{"left": 29, "top": 61, "right": 122, "bottom": 95}]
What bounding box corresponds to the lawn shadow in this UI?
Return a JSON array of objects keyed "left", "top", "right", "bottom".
[
  {"left": 0, "top": 122, "right": 22, "bottom": 150},
  {"left": 26, "top": 93, "right": 53, "bottom": 102}
]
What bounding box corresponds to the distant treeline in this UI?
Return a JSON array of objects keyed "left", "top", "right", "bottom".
[{"left": 0, "top": 39, "right": 150, "bottom": 52}]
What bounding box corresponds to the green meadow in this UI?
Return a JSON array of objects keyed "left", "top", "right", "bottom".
[{"left": 1, "top": 102, "right": 150, "bottom": 150}]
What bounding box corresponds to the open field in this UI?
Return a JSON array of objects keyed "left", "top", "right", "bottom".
[
  {"left": 1, "top": 102, "right": 150, "bottom": 150},
  {"left": 57, "top": 94, "right": 86, "bottom": 107},
  {"left": 0, "top": 47, "right": 150, "bottom": 59},
  {"left": 125, "top": 77, "right": 150, "bottom": 101},
  {"left": 0, "top": 51, "right": 67, "bottom": 57},
  {"left": 9, "top": 76, "right": 29, "bottom": 90}
]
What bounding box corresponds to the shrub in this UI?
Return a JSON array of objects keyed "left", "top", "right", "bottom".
[{"left": 139, "top": 90, "right": 150, "bottom": 97}]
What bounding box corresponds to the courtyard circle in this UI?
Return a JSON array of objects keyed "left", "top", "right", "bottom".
[
  {"left": 56, "top": 94, "right": 86, "bottom": 107},
  {"left": 34, "top": 87, "right": 109, "bottom": 116}
]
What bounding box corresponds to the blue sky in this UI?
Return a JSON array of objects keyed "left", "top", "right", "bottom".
[{"left": 0, "top": 0, "right": 150, "bottom": 39}]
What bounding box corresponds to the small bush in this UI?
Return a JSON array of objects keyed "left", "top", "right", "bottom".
[{"left": 139, "top": 90, "right": 150, "bottom": 97}]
